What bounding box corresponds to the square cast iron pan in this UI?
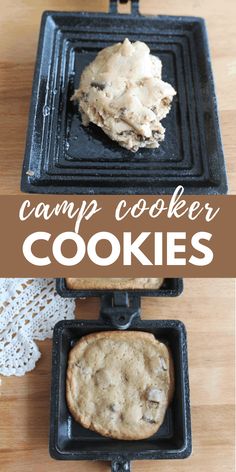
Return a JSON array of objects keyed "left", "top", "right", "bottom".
[
  {"left": 21, "top": 0, "right": 227, "bottom": 195},
  {"left": 56, "top": 277, "right": 183, "bottom": 299},
  {"left": 49, "top": 317, "right": 192, "bottom": 470}
]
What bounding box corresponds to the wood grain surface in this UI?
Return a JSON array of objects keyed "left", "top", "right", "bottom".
[
  {"left": 0, "top": 278, "right": 235, "bottom": 472},
  {"left": 0, "top": 0, "right": 235, "bottom": 194},
  {"left": 0, "top": 1, "right": 235, "bottom": 471}
]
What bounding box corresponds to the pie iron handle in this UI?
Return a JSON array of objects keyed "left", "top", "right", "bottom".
[
  {"left": 109, "top": 0, "right": 139, "bottom": 15},
  {"left": 111, "top": 460, "right": 131, "bottom": 472}
]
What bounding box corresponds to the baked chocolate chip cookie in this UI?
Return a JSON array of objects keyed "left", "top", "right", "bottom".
[{"left": 66, "top": 331, "right": 174, "bottom": 440}]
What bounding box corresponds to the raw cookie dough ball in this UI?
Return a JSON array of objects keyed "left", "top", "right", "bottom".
[{"left": 72, "top": 38, "right": 176, "bottom": 152}]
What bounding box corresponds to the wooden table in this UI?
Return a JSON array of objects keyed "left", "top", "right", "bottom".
[
  {"left": 0, "top": 278, "right": 234, "bottom": 472},
  {"left": 0, "top": 0, "right": 235, "bottom": 194},
  {"left": 0, "top": 1, "right": 235, "bottom": 471}
]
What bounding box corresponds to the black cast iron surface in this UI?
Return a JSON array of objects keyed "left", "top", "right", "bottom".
[
  {"left": 21, "top": 0, "right": 227, "bottom": 195},
  {"left": 49, "top": 317, "right": 191, "bottom": 470},
  {"left": 56, "top": 277, "right": 183, "bottom": 298}
]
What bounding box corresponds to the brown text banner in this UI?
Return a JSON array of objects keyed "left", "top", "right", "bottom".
[{"left": 0, "top": 193, "right": 235, "bottom": 277}]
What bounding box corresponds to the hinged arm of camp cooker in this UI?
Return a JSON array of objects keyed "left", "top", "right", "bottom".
[
  {"left": 109, "top": 0, "right": 139, "bottom": 15},
  {"left": 111, "top": 459, "right": 131, "bottom": 472},
  {"left": 100, "top": 291, "right": 140, "bottom": 329}
]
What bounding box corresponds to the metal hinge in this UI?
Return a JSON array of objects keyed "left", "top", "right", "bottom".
[
  {"left": 100, "top": 291, "right": 140, "bottom": 329},
  {"left": 109, "top": 0, "right": 139, "bottom": 15},
  {"left": 111, "top": 460, "right": 131, "bottom": 472}
]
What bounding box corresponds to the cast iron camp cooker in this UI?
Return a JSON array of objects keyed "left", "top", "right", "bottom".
[
  {"left": 56, "top": 277, "right": 183, "bottom": 299},
  {"left": 21, "top": 0, "right": 227, "bottom": 195},
  {"left": 49, "top": 297, "right": 192, "bottom": 471}
]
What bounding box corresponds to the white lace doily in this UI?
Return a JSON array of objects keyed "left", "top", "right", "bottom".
[{"left": 0, "top": 278, "right": 75, "bottom": 376}]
